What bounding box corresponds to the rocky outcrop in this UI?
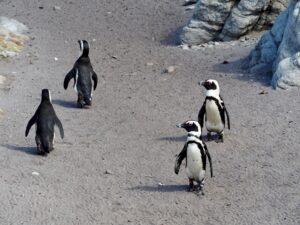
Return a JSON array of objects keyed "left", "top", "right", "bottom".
[
  {"left": 0, "top": 17, "right": 29, "bottom": 58},
  {"left": 181, "top": 0, "right": 289, "bottom": 45},
  {"left": 245, "top": 0, "right": 300, "bottom": 89}
]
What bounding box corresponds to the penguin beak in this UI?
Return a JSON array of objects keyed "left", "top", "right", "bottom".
[
  {"left": 176, "top": 123, "right": 184, "bottom": 128},
  {"left": 198, "top": 81, "right": 205, "bottom": 86}
]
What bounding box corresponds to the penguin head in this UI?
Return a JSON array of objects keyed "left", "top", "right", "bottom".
[
  {"left": 177, "top": 120, "right": 201, "bottom": 138},
  {"left": 78, "top": 40, "right": 89, "bottom": 57},
  {"left": 41, "top": 89, "right": 51, "bottom": 102},
  {"left": 199, "top": 79, "right": 220, "bottom": 96}
]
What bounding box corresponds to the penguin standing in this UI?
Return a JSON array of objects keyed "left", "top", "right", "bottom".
[
  {"left": 25, "top": 89, "right": 64, "bottom": 155},
  {"left": 174, "top": 120, "right": 213, "bottom": 195},
  {"left": 198, "top": 79, "right": 230, "bottom": 142},
  {"left": 64, "top": 40, "right": 98, "bottom": 108}
]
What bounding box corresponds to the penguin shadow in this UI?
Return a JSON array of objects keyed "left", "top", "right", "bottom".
[
  {"left": 52, "top": 99, "right": 78, "bottom": 109},
  {"left": 130, "top": 184, "right": 188, "bottom": 193},
  {"left": 202, "top": 134, "right": 222, "bottom": 142},
  {"left": 1, "top": 144, "right": 41, "bottom": 156},
  {"left": 156, "top": 135, "right": 186, "bottom": 142}
]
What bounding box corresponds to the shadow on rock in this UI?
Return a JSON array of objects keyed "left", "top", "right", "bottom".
[
  {"left": 156, "top": 135, "right": 186, "bottom": 142},
  {"left": 52, "top": 99, "right": 78, "bottom": 109},
  {"left": 1, "top": 144, "right": 40, "bottom": 156},
  {"left": 161, "top": 26, "right": 184, "bottom": 46},
  {"left": 130, "top": 184, "right": 187, "bottom": 192}
]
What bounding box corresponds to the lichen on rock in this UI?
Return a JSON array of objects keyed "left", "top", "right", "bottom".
[{"left": 0, "top": 17, "right": 29, "bottom": 58}]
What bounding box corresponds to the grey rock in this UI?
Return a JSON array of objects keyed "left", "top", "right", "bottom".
[
  {"left": 246, "top": 0, "right": 300, "bottom": 89},
  {"left": 181, "top": 0, "right": 289, "bottom": 45}
]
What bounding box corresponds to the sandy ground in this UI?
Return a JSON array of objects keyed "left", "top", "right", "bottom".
[{"left": 0, "top": 0, "right": 299, "bottom": 224}]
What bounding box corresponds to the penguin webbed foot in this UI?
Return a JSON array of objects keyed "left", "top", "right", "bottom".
[
  {"left": 188, "top": 179, "right": 194, "bottom": 192},
  {"left": 194, "top": 182, "right": 205, "bottom": 196},
  {"left": 77, "top": 101, "right": 84, "bottom": 108},
  {"left": 216, "top": 133, "right": 224, "bottom": 143}
]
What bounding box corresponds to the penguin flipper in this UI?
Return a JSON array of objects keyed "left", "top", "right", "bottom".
[
  {"left": 198, "top": 102, "right": 206, "bottom": 128},
  {"left": 55, "top": 117, "right": 64, "bottom": 139},
  {"left": 25, "top": 113, "right": 37, "bottom": 137},
  {"left": 174, "top": 144, "right": 187, "bottom": 174},
  {"left": 220, "top": 95, "right": 230, "bottom": 130},
  {"left": 203, "top": 143, "right": 213, "bottom": 178},
  {"left": 64, "top": 68, "right": 76, "bottom": 90},
  {"left": 92, "top": 71, "right": 98, "bottom": 90},
  {"left": 224, "top": 106, "right": 230, "bottom": 130}
]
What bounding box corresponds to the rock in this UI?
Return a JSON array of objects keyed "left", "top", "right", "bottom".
[
  {"left": 181, "top": 44, "right": 190, "bottom": 50},
  {"left": 146, "top": 62, "right": 154, "bottom": 66},
  {"left": 259, "top": 90, "right": 269, "bottom": 95},
  {"left": 53, "top": 6, "right": 61, "bottom": 11},
  {"left": 32, "top": 171, "right": 40, "bottom": 176},
  {"left": 104, "top": 170, "right": 113, "bottom": 175},
  {"left": 165, "top": 66, "right": 175, "bottom": 73},
  {"left": 181, "top": 0, "right": 289, "bottom": 45},
  {"left": 186, "top": 5, "right": 195, "bottom": 11},
  {"left": 0, "top": 17, "right": 29, "bottom": 58},
  {"left": 183, "top": 0, "right": 198, "bottom": 7},
  {"left": 245, "top": 0, "right": 300, "bottom": 89}
]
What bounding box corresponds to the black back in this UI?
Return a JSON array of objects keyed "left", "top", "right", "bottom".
[{"left": 25, "top": 90, "right": 64, "bottom": 152}]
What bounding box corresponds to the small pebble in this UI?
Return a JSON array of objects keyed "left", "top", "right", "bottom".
[
  {"left": 146, "top": 62, "right": 154, "bottom": 66},
  {"left": 0, "top": 75, "right": 6, "bottom": 84},
  {"left": 53, "top": 6, "right": 61, "bottom": 11},
  {"left": 104, "top": 170, "right": 113, "bottom": 175},
  {"left": 32, "top": 171, "right": 40, "bottom": 176},
  {"left": 165, "top": 66, "right": 175, "bottom": 73}
]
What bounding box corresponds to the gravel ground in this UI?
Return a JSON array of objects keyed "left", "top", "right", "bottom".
[{"left": 0, "top": 0, "right": 299, "bottom": 224}]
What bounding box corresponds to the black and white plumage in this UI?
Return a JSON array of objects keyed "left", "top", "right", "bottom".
[
  {"left": 64, "top": 40, "right": 98, "bottom": 108},
  {"left": 25, "top": 89, "right": 64, "bottom": 155},
  {"left": 174, "top": 120, "right": 213, "bottom": 195},
  {"left": 198, "top": 79, "right": 230, "bottom": 142}
]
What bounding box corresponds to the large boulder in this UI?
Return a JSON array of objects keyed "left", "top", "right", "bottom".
[
  {"left": 181, "top": 0, "right": 289, "bottom": 45},
  {"left": 245, "top": 0, "right": 300, "bottom": 89}
]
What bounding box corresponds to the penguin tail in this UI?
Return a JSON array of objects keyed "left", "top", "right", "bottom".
[{"left": 41, "top": 138, "right": 50, "bottom": 154}]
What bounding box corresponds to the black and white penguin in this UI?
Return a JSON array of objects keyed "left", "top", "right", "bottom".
[
  {"left": 25, "top": 89, "right": 64, "bottom": 155},
  {"left": 64, "top": 40, "right": 98, "bottom": 108},
  {"left": 198, "top": 79, "right": 230, "bottom": 142},
  {"left": 174, "top": 120, "right": 213, "bottom": 195}
]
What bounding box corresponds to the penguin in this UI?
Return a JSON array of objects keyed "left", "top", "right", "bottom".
[
  {"left": 64, "top": 40, "right": 98, "bottom": 108},
  {"left": 174, "top": 120, "right": 213, "bottom": 195},
  {"left": 25, "top": 89, "right": 64, "bottom": 155},
  {"left": 198, "top": 79, "right": 230, "bottom": 142}
]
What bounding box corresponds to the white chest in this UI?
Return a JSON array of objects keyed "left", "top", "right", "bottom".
[
  {"left": 206, "top": 100, "right": 224, "bottom": 132},
  {"left": 186, "top": 143, "right": 205, "bottom": 181}
]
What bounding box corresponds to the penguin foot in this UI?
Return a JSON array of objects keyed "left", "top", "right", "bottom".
[
  {"left": 77, "top": 101, "right": 84, "bottom": 108},
  {"left": 195, "top": 190, "right": 205, "bottom": 196},
  {"left": 188, "top": 179, "right": 194, "bottom": 192},
  {"left": 216, "top": 134, "right": 224, "bottom": 143},
  {"left": 194, "top": 185, "right": 204, "bottom": 196}
]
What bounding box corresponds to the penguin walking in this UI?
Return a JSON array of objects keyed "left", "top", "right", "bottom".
[
  {"left": 64, "top": 40, "right": 98, "bottom": 108},
  {"left": 174, "top": 120, "right": 213, "bottom": 195},
  {"left": 198, "top": 79, "right": 230, "bottom": 142},
  {"left": 25, "top": 89, "right": 64, "bottom": 155}
]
